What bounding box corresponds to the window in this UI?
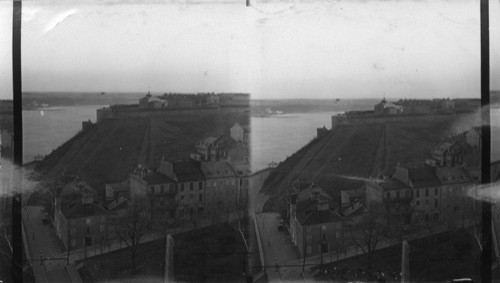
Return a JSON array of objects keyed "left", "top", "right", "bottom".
[
  {"left": 322, "top": 232, "right": 327, "bottom": 241},
  {"left": 86, "top": 226, "right": 92, "bottom": 234},
  {"left": 434, "top": 188, "right": 438, "bottom": 196},
  {"left": 190, "top": 194, "right": 193, "bottom": 200},
  {"left": 321, "top": 225, "right": 326, "bottom": 231},
  {"left": 396, "top": 191, "right": 400, "bottom": 199},
  {"left": 416, "top": 190, "right": 420, "bottom": 198},
  {"left": 386, "top": 192, "right": 390, "bottom": 199},
  {"left": 425, "top": 188, "right": 429, "bottom": 197},
  {"left": 199, "top": 194, "right": 203, "bottom": 202},
  {"left": 306, "top": 235, "right": 312, "bottom": 243},
  {"left": 190, "top": 183, "right": 193, "bottom": 191},
  {"left": 199, "top": 182, "right": 202, "bottom": 190},
  {"left": 180, "top": 184, "right": 184, "bottom": 191},
  {"left": 180, "top": 195, "right": 184, "bottom": 200},
  {"left": 71, "top": 228, "right": 77, "bottom": 236},
  {"left": 416, "top": 200, "right": 420, "bottom": 207},
  {"left": 86, "top": 218, "right": 91, "bottom": 225},
  {"left": 434, "top": 199, "right": 438, "bottom": 208},
  {"left": 161, "top": 185, "right": 165, "bottom": 193},
  {"left": 150, "top": 186, "right": 154, "bottom": 193},
  {"left": 71, "top": 239, "right": 76, "bottom": 247}
]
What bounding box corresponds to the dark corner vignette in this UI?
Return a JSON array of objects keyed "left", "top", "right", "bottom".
[{"left": 11, "top": 1, "right": 23, "bottom": 283}]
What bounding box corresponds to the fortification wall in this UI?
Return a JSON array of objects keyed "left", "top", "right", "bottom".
[
  {"left": 96, "top": 107, "right": 225, "bottom": 123},
  {"left": 331, "top": 113, "right": 456, "bottom": 130}
]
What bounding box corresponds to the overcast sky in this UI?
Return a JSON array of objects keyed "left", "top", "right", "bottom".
[{"left": 0, "top": 0, "right": 499, "bottom": 100}]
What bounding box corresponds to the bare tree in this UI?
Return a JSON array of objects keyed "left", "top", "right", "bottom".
[
  {"left": 0, "top": 227, "right": 13, "bottom": 253},
  {"left": 115, "top": 200, "right": 151, "bottom": 269},
  {"left": 349, "top": 205, "right": 388, "bottom": 278},
  {"left": 231, "top": 205, "right": 250, "bottom": 252}
]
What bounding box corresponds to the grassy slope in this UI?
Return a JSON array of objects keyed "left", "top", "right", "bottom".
[
  {"left": 262, "top": 115, "right": 473, "bottom": 212},
  {"left": 36, "top": 109, "right": 249, "bottom": 191}
]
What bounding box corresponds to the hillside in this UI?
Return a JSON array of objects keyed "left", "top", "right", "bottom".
[
  {"left": 262, "top": 114, "right": 478, "bottom": 212},
  {"left": 36, "top": 109, "right": 249, "bottom": 191}
]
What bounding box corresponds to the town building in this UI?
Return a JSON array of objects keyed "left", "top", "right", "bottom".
[
  {"left": 193, "top": 135, "right": 229, "bottom": 161},
  {"left": 139, "top": 92, "right": 168, "bottom": 109},
  {"left": 430, "top": 134, "right": 470, "bottom": 167},
  {"left": 230, "top": 123, "right": 250, "bottom": 145},
  {"left": 53, "top": 178, "right": 109, "bottom": 252},
  {"left": 374, "top": 98, "right": 403, "bottom": 115},
  {"left": 285, "top": 182, "right": 348, "bottom": 257},
  {"left": 365, "top": 178, "right": 412, "bottom": 225},
  {"left": 435, "top": 167, "right": 475, "bottom": 227},
  {"left": 156, "top": 159, "right": 206, "bottom": 219},
  {"left": 201, "top": 161, "right": 241, "bottom": 223},
  {"left": 395, "top": 165, "right": 442, "bottom": 223}
]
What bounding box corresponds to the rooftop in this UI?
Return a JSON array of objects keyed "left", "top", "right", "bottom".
[
  {"left": 296, "top": 199, "right": 344, "bottom": 225},
  {"left": 61, "top": 199, "right": 108, "bottom": 219},
  {"left": 143, "top": 171, "right": 175, "bottom": 185},
  {"left": 436, "top": 167, "right": 472, "bottom": 184},
  {"left": 200, "top": 161, "right": 236, "bottom": 178},
  {"left": 408, "top": 166, "right": 440, "bottom": 188},
  {"left": 173, "top": 160, "right": 205, "bottom": 182}
]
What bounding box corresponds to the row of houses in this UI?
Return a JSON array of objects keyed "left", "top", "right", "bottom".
[
  {"left": 286, "top": 127, "right": 482, "bottom": 258},
  {"left": 53, "top": 123, "right": 252, "bottom": 252},
  {"left": 192, "top": 123, "right": 250, "bottom": 161}
]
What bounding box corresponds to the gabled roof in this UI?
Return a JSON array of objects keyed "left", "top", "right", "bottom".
[
  {"left": 378, "top": 179, "right": 408, "bottom": 191},
  {"left": 436, "top": 167, "right": 472, "bottom": 184},
  {"left": 173, "top": 160, "right": 205, "bottom": 182},
  {"left": 143, "top": 172, "right": 175, "bottom": 185},
  {"left": 296, "top": 199, "right": 344, "bottom": 225},
  {"left": 61, "top": 200, "right": 108, "bottom": 219},
  {"left": 200, "top": 161, "right": 236, "bottom": 178},
  {"left": 408, "top": 166, "right": 440, "bottom": 188}
]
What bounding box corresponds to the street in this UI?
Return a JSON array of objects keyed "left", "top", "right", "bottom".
[{"left": 22, "top": 205, "right": 73, "bottom": 282}]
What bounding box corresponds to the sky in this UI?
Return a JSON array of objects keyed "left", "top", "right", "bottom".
[{"left": 0, "top": 0, "right": 499, "bottom": 100}]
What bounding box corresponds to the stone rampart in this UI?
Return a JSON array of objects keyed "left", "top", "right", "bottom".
[
  {"left": 331, "top": 113, "right": 456, "bottom": 130},
  {"left": 96, "top": 106, "right": 223, "bottom": 123}
]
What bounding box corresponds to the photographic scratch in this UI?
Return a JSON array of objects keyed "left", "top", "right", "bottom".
[{"left": 39, "top": 9, "right": 78, "bottom": 38}]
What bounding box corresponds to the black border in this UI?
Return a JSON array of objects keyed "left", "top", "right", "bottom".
[
  {"left": 11, "top": 1, "right": 23, "bottom": 282},
  {"left": 8, "top": 0, "right": 495, "bottom": 282}
]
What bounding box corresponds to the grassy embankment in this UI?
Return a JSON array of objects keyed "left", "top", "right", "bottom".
[
  {"left": 35, "top": 109, "right": 249, "bottom": 193},
  {"left": 261, "top": 116, "right": 473, "bottom": 212}
]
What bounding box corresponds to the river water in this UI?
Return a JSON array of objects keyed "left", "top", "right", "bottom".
[{"left": 22, "top": 106, "right": 500, "bottom": 166}]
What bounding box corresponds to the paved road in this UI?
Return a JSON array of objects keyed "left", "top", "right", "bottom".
[
  {"left": 256, "top": 212, "right": 301, "bottom": 281},
  {"left": 23, "top": 206, "right": 73, "bottom": 282}
]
